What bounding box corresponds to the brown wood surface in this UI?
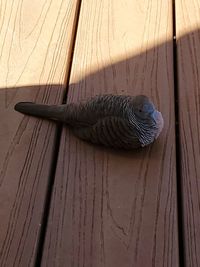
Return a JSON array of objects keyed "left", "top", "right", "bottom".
[
  {"left": 176, "top": 1, "right": 200, "bottom": 266},
  {"left": 42, "top": 0, "right": 179, "bottom": 266},
  {"left": 0, "top": 0, "right": 80, "bottom": 266}
]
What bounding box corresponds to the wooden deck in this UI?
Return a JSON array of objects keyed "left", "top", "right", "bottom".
[{"left": 0, "top": 0, "right": 199, "bottom": 266}]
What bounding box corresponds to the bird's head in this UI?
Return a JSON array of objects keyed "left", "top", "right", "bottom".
[{"left": 131, "top": 95, "right": 164, "bottom": 147}]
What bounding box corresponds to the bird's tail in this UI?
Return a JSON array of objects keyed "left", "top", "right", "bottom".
[{"left": 14, "top": 102, "right": 66, "bottom": 122}]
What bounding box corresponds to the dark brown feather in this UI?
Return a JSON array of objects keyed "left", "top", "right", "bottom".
[{"left": 14, "top": 94, "right": 164, "bottom": 149}]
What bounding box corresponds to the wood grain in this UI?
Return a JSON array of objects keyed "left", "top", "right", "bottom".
[
  {"left": 0, "top": 0, "right": 80, "bottom": 266},
  {"left": 176, "top": 1, "right": 200, "bottom": 266},
  {"left": 42, "top": 0, "right": 179, "bottom": 266}
]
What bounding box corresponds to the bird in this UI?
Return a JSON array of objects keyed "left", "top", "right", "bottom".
[{"left": 14, "top": 94, "right": 164, "bottom": 149}]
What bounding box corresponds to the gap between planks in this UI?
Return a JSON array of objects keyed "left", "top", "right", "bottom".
[
  {"left": 172, "top": 1, "right": 185, "bottom": 266},
  {"left": 33, "top": 1, "right": 83, "bottom": 266}
]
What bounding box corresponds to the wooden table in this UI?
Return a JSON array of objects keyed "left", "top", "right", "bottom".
[{"left": 0, "top": 0, "right": 199, "bottom": 266}]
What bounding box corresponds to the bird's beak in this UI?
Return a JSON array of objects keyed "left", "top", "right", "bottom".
[{"left": 152, "top": 110, "right": 164, "bottom": 139}]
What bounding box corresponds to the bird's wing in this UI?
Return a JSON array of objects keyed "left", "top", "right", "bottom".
[
  {"left": 72, "top": 116, "right": 140, "bottom": 149},
  {"left": 65, "top": 95, "right": 131, "bottom": 127}
]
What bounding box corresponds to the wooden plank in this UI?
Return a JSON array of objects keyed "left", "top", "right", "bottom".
[
  {"left": 175, "top": 1, "right": 200, "bottom": 266},
  {"left": 0, "top": 0, "right": 80, "bottom": 266},
  {"left": 42, "top": 0, "right": 179, "bottom": 266}
]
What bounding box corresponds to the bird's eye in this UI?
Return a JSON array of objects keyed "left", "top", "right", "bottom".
[{"left": 138, "top": 109, "right": 142, "bottom": 113}]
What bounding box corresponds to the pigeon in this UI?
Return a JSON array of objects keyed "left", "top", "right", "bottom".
[{"left": 14, "top": 94, "right": 164, "bottom": 149}]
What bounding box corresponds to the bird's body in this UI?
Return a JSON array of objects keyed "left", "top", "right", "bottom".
[{"left": 14, "top": 94, "right": 164, "bottom": 149}]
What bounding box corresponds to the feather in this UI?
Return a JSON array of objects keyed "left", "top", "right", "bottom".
[{"left": 14, "top": 94, "right": 164, "bottom": 149}]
